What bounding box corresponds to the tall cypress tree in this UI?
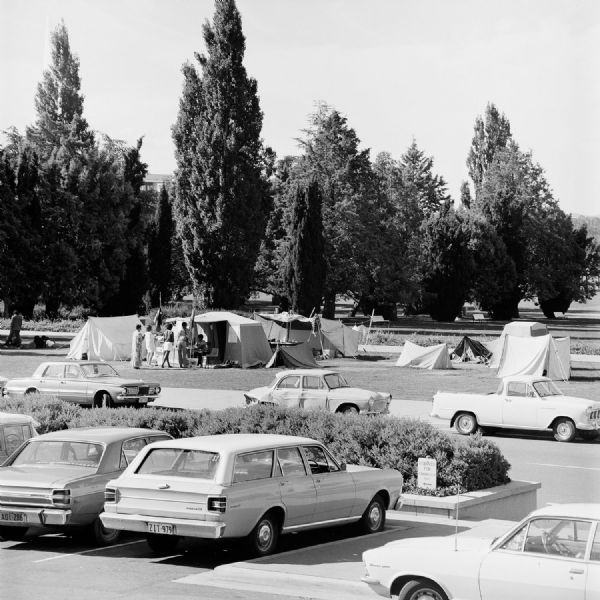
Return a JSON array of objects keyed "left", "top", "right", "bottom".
[
  {"left": 148, "top": 184, "right": 174, "bottom": 305},
  {"left": 172, "top": 0, "right": 269, "bottom": 308},
  {"left": 284, "top": 180, "right": 326, "bottom": 316}
]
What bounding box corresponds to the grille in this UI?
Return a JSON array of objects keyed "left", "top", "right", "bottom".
[
  {"left": 138, "top": 386, "right": 149, "bottom": 396},
  {"left": 589, "top": 409, "right": 600, "bottom": 421},
  {"left": 0, "top": 486, "right": 52, "bottom": 507}
]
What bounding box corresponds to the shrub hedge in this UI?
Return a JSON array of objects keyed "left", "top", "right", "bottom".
[{"left": 0, "top": 397, "right": 510, "bottom": 497}]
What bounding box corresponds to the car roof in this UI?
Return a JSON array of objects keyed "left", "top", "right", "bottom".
[
  {"left": 0, "top": 412, "right": 36, "bottom": 425},
  {"left": 530, "top": 503, "right": 600, "bottom": 521},
  {"left": 274, "top": 369, "right": 338, "bottom": 378},
  {"left": 147, "top": 434, "right": 319, "bottom": 453},
  {"left": 33, "top": 427, "right": 165, "bottom": 444}
]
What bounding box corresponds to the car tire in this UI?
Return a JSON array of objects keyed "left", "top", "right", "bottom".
[
  {"left": 90, "top": 517, "right": 121, "bottom": 546},
  {"left": 93, "top": 391, "right": 113, "bottom": 409},
  {"left": 0, "top": 526, "right": 28, "bottom": 541},
  {"left": 359, "top": 494, "right": 386, "bottom": 534},
  {"left": 340, "top": 405, "right": 359, "bottom": 415},
  {"left": 553, "top": 418, "right": 576, "bottom": 442},
  {"left": 24, "top": 388, "right": 38, "bottom": 397},
  {"left": 579, "top": 430, "right": 599, "bottom": 441},
  {"left": 247, "top": 512, "right": 279, "bottom": 557},
  {"left": 454, "top": 412, "right": 478, "bottom": 435},
  {"left": 398, "top": 579, "right": 448, "bottom": 600},
  {"left": 146, "top": 533, "right": 180, "bottom": 554}
]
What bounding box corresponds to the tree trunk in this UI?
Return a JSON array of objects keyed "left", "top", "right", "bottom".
[
  {"left": 45, "top": 297, "right": 60, "bottom": 320},
  {"left": 322, "top": 292, "right": 336, "bottom": 319}
]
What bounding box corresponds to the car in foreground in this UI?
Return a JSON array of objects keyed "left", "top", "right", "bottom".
[
  {"left": 0, "top": 412, "right": 38, "bottom": 463},
  {"left": 432, "top": 375, "right": 600, "bottom": 442},
  {"left": 362, "top": 503, "right": 600, "bottom": 600},
  {"left": 2, "top": 361, "right": 161, "bottom": 408},
  {"left": 101, "top": 433, "right": 403, "bottom": 556},
  {"left": 0, "top": 427, "right": 172, "bottom": 544},
  {"left": 244, "top": 369, "right": 392, "bottom": 415}
]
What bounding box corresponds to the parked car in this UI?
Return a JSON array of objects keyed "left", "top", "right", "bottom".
[
  {"left": 244, "top": 370, "right": 392, "bottom": 415},
  {"left": 362, "top": 503, "right": 600, "bottom": 600},
  {"left": 0, "top": 427, "right": 172, "bottom": 544},
  {"left": 2, "top": 361, "right": 161, "bottom": 408},
  {"left": 0, "top": 412, "right": 38, "bottom": 463},
  {"left": 101, "top": 434, "right": 403, "bottom": 556},
  {"left": 432, "top": 375, "right": 600, "bottom": 442}
]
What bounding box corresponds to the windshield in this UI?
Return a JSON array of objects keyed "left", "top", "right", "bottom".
[
  {"left": 81, "top": 363, "right": 119, "bottom": 377},
  {"left": 136, "top": 448, "right": 220, "bottom": 480},
  {"left": 11, "top": 440, "right": 103, "bottom": 467},
  {"left": 533, "top": 380, "right": 562, "bottom": 397},
  {"left": 324, "top": 374, "right": 349, "bottom": 389}
]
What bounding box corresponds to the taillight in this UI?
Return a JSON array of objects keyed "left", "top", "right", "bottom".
[
  {"left": 207, "top": 496, "right": 227, "bottom": 513},
  {"left": 51, "top": 489, "right": 71, "bottom": 508},
  {"left": 104, "top": 487, "right": 120, "bottom": 503}
]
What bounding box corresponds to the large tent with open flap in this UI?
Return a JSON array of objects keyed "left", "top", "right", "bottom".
[
  {"left": 265, "top": 342, "right": 318, "bottom": 368},
  {"left": 451, "top": 336, "right": 492, "bottom": 363},
  {"left": 67, "top": 315, "right": 142, "bottom": 361},
  {"left": 396, "top": 341, "right": 452, "bottom": 370}
]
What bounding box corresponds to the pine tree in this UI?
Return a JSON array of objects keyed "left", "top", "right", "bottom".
[
  {"left": 284, "top": 181, "right": 326, "bottom": 315},
  {"left": 172, "top": 0, "right": 269, "bottom": 308}
]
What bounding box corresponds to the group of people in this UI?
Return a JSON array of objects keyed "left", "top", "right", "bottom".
[{"left": 131, "top": 322, "right": 210, "bottom": 369}]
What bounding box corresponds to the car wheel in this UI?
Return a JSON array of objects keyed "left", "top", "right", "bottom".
[
  {"left": 247, "top": 512, "right": 279, "bottom": 557},
  {"left": 93, "top": 391, "right": 113, "bottom": 408},
  {"left": 340, "top": 405, "right": 359, "bottom": 415},
  {"left": 359, "top": 494, "right": 386, "bottom": 534},
  {"left": 24, "top": 388, "right": 38, "bottom": 397},
  {"left": 146, "top": 533, "right": 180, "bottom": 554},
  {"left": 553, "top": 418, "right": 576, "bottom": 442},
  {"left": 0, "top": 526, "right": 28, "bottom": 541},
  {"left": 90, "top": 517, "right": 121, "bottom": 546},
  {"left": 579, "top": 430, "right": 599, "bottom": 441},
  {"left": 454, "top": 412, "right": 478, "bottom": 435},
  {"left": 398, "top": 579, "right": 448, "bottom": 600}
]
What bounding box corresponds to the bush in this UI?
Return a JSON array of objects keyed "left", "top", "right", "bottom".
[{"left": 0, "top": 400, "right": 510, "bottom": 496}]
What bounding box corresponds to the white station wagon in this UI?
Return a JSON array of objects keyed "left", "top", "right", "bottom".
[{"left": 100, "top": 434, "right": 403, "bottom": 556}]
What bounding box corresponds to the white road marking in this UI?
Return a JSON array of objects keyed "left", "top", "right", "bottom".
[
  {"left": 33, "top": 539, "right": 144, "bottom": 563},
  {"left": 528, "top": 462, "right": 600, "bottom": 471}
]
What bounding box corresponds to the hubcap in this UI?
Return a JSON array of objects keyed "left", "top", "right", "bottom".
[
  {"left": 257, "top": 522, "right": 272, "bottom": 549},
  {"left": 459, "top": 416, "right": 472, "bottom": 431},
  {"left": 557, "top": 423, "right": 571, "bottom": 438},
  {"left": 369, "top": 504, "right": 382, "bottom": 528},
  {"left": 414, "top": 590, "right": 442, "bottom": 600}
]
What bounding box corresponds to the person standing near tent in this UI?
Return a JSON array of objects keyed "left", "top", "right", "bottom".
[
  {"left": 161, "top": 323, "right": 174, "bottom": 368},
  {"left": 145, "top": 325, "right": 156, "bottom": 367},
  {"left": 6, "top": 310, "right": 22, "bottom": 347},
  {"left": 131, "top": 324, "right": 144, "bottom": 369},
  {"left": 177, "top": 321, "right": 189, "bottom": 368}
]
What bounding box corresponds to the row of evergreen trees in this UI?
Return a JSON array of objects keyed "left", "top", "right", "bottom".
[{"left": 1, "top": 1, "right": 598, "bottom": 321}]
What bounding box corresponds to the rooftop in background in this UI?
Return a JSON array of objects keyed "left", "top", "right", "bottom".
[{"left": 142, "top": 173, "right": 173, "bottom": 192}]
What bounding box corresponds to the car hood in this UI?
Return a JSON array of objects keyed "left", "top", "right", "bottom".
[
  {"left": 85, "top": 377, "right": 150, "bottom": 386},
  {"left": 0, "top": 464, "right": 97, "bottom": 488},
  {"left": 246, "top": 386, "right": 271, "bottom": 399},
  {"left": 551, "top": 396, "right": 600, "bottom": 409},
  {"left": 328, "top": 387, "right": 388, "bottom": 399}
]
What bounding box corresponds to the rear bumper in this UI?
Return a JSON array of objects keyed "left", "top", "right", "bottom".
[
  {"left": 0, "top": 505, "right": 72, "bottom": 527},
  {"left": 99, "top": 512, "right": 226, "bottom": 539}
]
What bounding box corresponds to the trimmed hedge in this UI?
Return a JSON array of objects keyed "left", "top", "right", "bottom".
[{"left": 0, "top": 397, "right": 510, "bottom": 497}]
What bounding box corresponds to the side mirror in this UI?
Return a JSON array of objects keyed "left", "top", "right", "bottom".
[{"left": 340, "top": 462, "right": 347, "bottom": 471}]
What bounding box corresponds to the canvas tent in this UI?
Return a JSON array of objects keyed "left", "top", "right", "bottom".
[
  {"left": 265, "top": 342, "right": 318, "bottom": 368},
  {"left": 67, "top": 315, "right": 142, "bottom": 361},
  {"left": 318, "top": 318, "right": 360, "bottom": 357},
  {"left": 495, "top": 334, "right": 570, "bottom": 380},
  {"left": 396, "top": 341, "right": 452, "bottom": 370},
  {"left": 255, "top": 313, "right": 320, "bottom": 349},
  {"left": 169, "top": 312, "right": 272, "bottom": 368},
  {"left": 451, "top": 336, "right": 491, "bottom": 363},
  {"left": 489, "top": 321, "right": 549, "bottom": 368}
]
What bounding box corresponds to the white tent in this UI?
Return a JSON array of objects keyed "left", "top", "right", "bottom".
[
  {"left": 396, "top": 341, "right": 452, "bottom": 370},
  {"left": 489, "top": 321, "right": 549, "bottom": 368},
  {"left": 169, "top": 311, "right": 272, "bottom": 368},
  {"left": 496, "top": 334, "right": 571, "bottom": 380},
  {"left": 67, "top": 315, "right": 142, "bottom": 361}
]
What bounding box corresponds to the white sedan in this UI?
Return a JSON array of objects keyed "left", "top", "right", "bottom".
[{"left": 362, "top": 503, "right": 600, "bottom": 600}]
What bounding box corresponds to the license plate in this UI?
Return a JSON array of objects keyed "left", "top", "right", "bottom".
[
  {"left": 138, "top": 397, "right": 148, "bottom": 404},
  {"left": 0, "top": 511, "right": 26, "bottom": 523},
  {"left": 147, "top": 522, "right": 174, "bottom": 535}
]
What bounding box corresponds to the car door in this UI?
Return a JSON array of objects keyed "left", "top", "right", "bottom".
[
  {"left": 301, "top": 375, "right": 328, "bottom": 410},
  {"left": 479, "top": 517, "right": 589, "bottom": 600},
  {"left": 270, "top": 375, "right": 302, "bottom": 408},
  {"left": 587, "top": 523, "right": 600, "bottom": 600},
  {"left": 59, "top": 364, "right": 88, "bottom": 404},
  {"left": 38, "top": 364, "right": 64, "bottom": 397},
  {"left": 275, "top": 446, "right": 317, "bottom": 526},
  {"left": 502, "top": 382, "right": 539, "bottom": 427},
  {"left": 301, "top": 445, "right": 355, "bottom": 522}
]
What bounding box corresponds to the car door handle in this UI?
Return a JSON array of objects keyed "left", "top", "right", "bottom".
[
  {"left": 569, "top": 568, "right": 584, "bottom": 575},
  {"left": 158, "top": 483, "right": 170, "bottom": 489}
]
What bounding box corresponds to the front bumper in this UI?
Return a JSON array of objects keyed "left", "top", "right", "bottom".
[
  {"left": 0, "top": 505, "right": 71, "bottom": 527},
  {"left": 576, "top": 420, "right": 600, "bottom": 431},
  {"left": 99, "top": 512, "right": 226, "bottom": 539}
]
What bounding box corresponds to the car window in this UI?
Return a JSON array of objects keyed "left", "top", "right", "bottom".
[
  {"left": 2, "top": 425, "right": 27, "bottom": 456},
  {"left": 303, "top": 445, "right": 339, "bottom": 475},
  {"left": 277, "top": 447, "right": 307, "bottom": 477},
  {"left": 499, "top": 522, "right": 528, "bottom": 552},
  {"left": 120, "top": 437, "right": 149, "bottom": 468},
  {"left": 65, "top": 365, "right": 82, "bottom": 379},
  {"left": 507, "top": 382, "right": 528, "bottom": 397},
  {"left": 518, "top": 518, "right": 592, "bottom": 558},
  {"left": 591, "top": 525, "right": 600, "bottom": 561},
  {"left": 10, "top": 440, "right": 103, "bottom": 467},
  {"left": 136, "top": 448, "right": 220, "bottom": 479},
  {"left": 323, "top": 374, "right": 348, "bottom": 389},
  {"left": 277, "top": 376, "right": 300, "bottom": 390},
  {"left": 80, "top": 363, "right": 119, "bottom": 377},
  {"left": 233, "top": 450, "right": 274, "bottom": 483},
  {"left": 303, "top": 376, "right": 322, "bottom": 390},
  {"left": 43, "top": 364, "right": 64, "bottom": 378},
  {"left": 533, "top": 381, "right": 561, "bottom": 397}
]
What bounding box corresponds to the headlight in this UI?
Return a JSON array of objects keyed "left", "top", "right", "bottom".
[
  {"left": 123, "top": 386, "right": 137, "bottom": 395},
  {"left": 368, "top": 397, "right": 375, "bottom": 409}
]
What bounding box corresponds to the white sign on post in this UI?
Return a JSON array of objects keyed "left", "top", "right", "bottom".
[{"left": 417, "top": 457, "right": 437, "bottom": 490}]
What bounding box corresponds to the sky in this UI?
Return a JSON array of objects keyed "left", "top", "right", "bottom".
[{"left": 1, "top": 0, "right": 599, "bottom": 216}]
